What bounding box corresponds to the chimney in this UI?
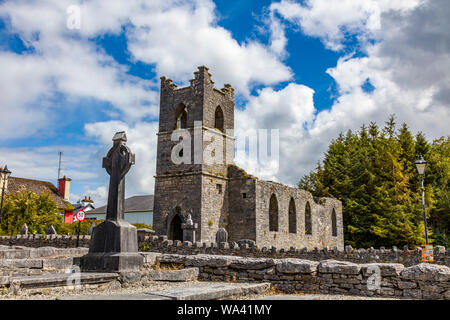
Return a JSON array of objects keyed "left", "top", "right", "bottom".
[
  {"left": 58, "top": 176, "right": 71, "bottom": 201},
  {"left": 81, "top": 195, "right": 94, "bottom": 208}
]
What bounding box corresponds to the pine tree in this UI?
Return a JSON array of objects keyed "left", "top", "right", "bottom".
[{"left": 298, "top": 116, "right": 444, "bottom": 247}]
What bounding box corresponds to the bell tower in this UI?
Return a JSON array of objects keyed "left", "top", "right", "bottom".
[{"left": 153, "top": 66, "right": 235, "bottom": 242}]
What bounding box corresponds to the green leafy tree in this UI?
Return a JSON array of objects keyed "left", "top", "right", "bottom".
[{"left": 0, "top": 187, "right": 62, "bottom": 235}]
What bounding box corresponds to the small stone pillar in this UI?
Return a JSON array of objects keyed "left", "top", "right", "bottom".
[
  {"left": 46, "top": 225, "right": 57, "bottom": 235},
  {"left": 181, "top": 214, "right": 197, "bottom": 243}
]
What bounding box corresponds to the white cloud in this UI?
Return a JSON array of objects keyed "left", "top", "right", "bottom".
[
  {"left": 235, "top": 83, "right": 316, "bottom": 182},
  {"left": 270, "top": 0, "right": 422, "bottom": 51},
  {"left": 125, "top": 0, "right": 292, "bottom": 94},
  {"left": 236, "top": 0, "right": 450, "bottom": 187}
]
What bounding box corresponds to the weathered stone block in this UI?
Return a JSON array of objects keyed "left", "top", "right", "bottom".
[
  {"left": 276, "top": 258, "right": 319, "bottom": 274},
  {"left": 403, "top": 289, "right": 422, "bottom": 299},
  {"left": 146, "top": 267, "right": 199, "bottom": 282},
  {"left": 157, "top": 254, "right": 186, "bottom": 265},
  {"left": 361, "top": 263, "right": 405, "bottom": 277},
  {"left": 81, "top": 252, "right": 144, "bottom": 272},
  {"left": 0, "top": 259, "right": 43, "bottom": 269},
  {"left": 230, "top": 257, "right": 275, "bottom": 270},
  {"left": 318, "top": 259, "right": 361, "bottom": 275},
  {"left": 401, "top": 263, "right": 450, "bottom": 281},
  {"left": 140, "top": 252, "right": 162, "bottom": 265},
  {"left": 185, "top": 254, "right": 234, "bottom": 268}
]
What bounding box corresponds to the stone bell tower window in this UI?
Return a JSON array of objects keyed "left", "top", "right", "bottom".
[
  {"left": 175, "top": 104, "right": 187, "bottom": 129},
  {"left": 214, "top": 106, "right": 224, "bottom": 131}
]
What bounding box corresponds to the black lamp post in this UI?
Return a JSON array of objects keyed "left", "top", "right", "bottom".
[
  {"left": 0, "top": 165, "right": 12, "bottom": 223},
  {"left": 415, "top": 155, "right": 428, "bottom": 244}
]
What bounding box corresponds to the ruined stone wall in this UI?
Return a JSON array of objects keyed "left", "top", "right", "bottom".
[
  {"left": 0, "top": 235, "right": 91, "bottom": 248},
  {"left": 200, "top": 175, "right": 229, "bottom": 243},
  {"left": 227, "top": 178, "right": 257, "bottom": 242},
  {"left": 153, "top": 175, "right": 203, "bottom": 239},
  {"left": 156, "top": 253, "right": 450, "bottom": 300},
  {"left": 254, "top": 180, "right": 344, "bottom": 250},
  {"left": 141, "top": 236, "right": 450, "bottom": 267}
]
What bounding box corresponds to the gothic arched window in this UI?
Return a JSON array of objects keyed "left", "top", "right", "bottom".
[
  {"left": 332, "top": 208, "right": 337, "bottom": 237},
  {"left": 305, "top": 202, "right": 312, "bottom": 235},
  {"left": 214, "top": 106, "right": 224, "bottom": 131},
  {"left": 175, "top": 104, "right": 187, "bottom": 129},
  {"left": 289, "top": 198, "right": 296, "bottom": 234},
  {"left": 269, "top": 194, "right": 278, "bottom": 232}
]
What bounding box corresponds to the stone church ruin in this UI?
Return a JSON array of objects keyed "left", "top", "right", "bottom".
[{"left": 153, "top": 66, "right": 344, "bottom": 250}]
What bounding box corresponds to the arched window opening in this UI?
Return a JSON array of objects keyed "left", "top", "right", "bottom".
[
  {"left": 168, "top": 213, "right": 183, "bottom": 241},
  {"left": 269, "top": 194, "right": 278, "bottom": 232},
  {"left": 332, "top": 208, "right": 337, "bottom": 237},
  {"left": 305, "top": 202, "right": 312, "bottom": 235},
  {"left": 175, "top": 104, "right": 187, "bottom": 129},
  {"left": 214, "top": 106, "right": 224, "bottom": 131},
  {"left": 288, "top": 198, "right": 296, "bottom": 234}
]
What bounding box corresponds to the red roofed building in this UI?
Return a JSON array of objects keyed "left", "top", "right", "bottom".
[{"left": 4, "top": 175, "right": 75, "bottom": 223}]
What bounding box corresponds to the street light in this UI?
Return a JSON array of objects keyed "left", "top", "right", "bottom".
[
  {"left": 0, "top": 165, "right": 12, "bottom": 223},
  {"left": 415, "top": 155, "right": 428, "bottom": 244}
]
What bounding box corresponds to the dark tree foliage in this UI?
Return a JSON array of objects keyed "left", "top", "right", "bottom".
[{"left": 299, "top": 115, "right": 449, "bottom": 248}]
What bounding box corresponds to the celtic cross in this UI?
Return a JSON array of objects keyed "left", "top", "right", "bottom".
[{"left": 103, "top": 131, "right": 135, "bottom": 221}]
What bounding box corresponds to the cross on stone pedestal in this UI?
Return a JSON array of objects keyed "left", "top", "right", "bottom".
[
  {"left": 103, "top": 132, "right": 135, "bottom": 221},
  {"left": 81, "top": 132, "right": 143, "bottom": 272}
]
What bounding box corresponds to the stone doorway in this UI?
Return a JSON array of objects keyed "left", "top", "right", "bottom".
[{"left": 168, "top": 214, "right": 183, "bottom": 241}]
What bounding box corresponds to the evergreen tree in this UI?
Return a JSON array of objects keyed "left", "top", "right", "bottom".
[{"left": 299, "top": 116, "right": 447, "bottom": 247}]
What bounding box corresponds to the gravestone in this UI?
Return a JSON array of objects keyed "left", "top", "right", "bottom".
[
  {"left": 21, "top": 223, "right": 28, "bottom": 235},
  {"left": 81, "top": 132, "right": 144, "bottom": 272},
  {"left": 46, "top": 225, "right": 57, "bottom": 235},
  {"left": 215, "top": 228, "right": 228, "bottom": 243}
]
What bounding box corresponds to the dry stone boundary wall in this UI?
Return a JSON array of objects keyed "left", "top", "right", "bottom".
[
  {"left": 156, "top": 253, "right": 450, "bottom": 300},
  {"left": 1, "top": 234, "right": 449, "bottom": 267}
]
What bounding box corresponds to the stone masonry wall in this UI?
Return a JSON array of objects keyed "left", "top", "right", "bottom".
[
  {"left": 227, "top": 178, "right": 257, "bottom": 241},
  {"left": 141, "top": 236, "right": 450, "bottom": 267},
  {"left": 2, "top": 234, "right": 448, "bottom": 268},
  {"left": 0, "top": 235, "right": 91, "bottom": 248},
  {"left": 156, "top": 253, "right": 450, "bottom": 299},
  {"left": 154, "top": 66, "right": 235, "bottom": 242},
  {"left": 255, "top": 180, "right": 344, "bottom": 250}
]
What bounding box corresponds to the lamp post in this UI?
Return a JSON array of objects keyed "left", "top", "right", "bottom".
[
  {"left": 415, "top": 154, "right": 428, "bottom": 244},
  {"left": 0, "top": 165, "right": 12, "bottom": 223}
]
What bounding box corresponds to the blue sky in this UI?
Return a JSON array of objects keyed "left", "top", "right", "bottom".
[{"left": 0, "top": 0, "right": 448, "bottom": 206}]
